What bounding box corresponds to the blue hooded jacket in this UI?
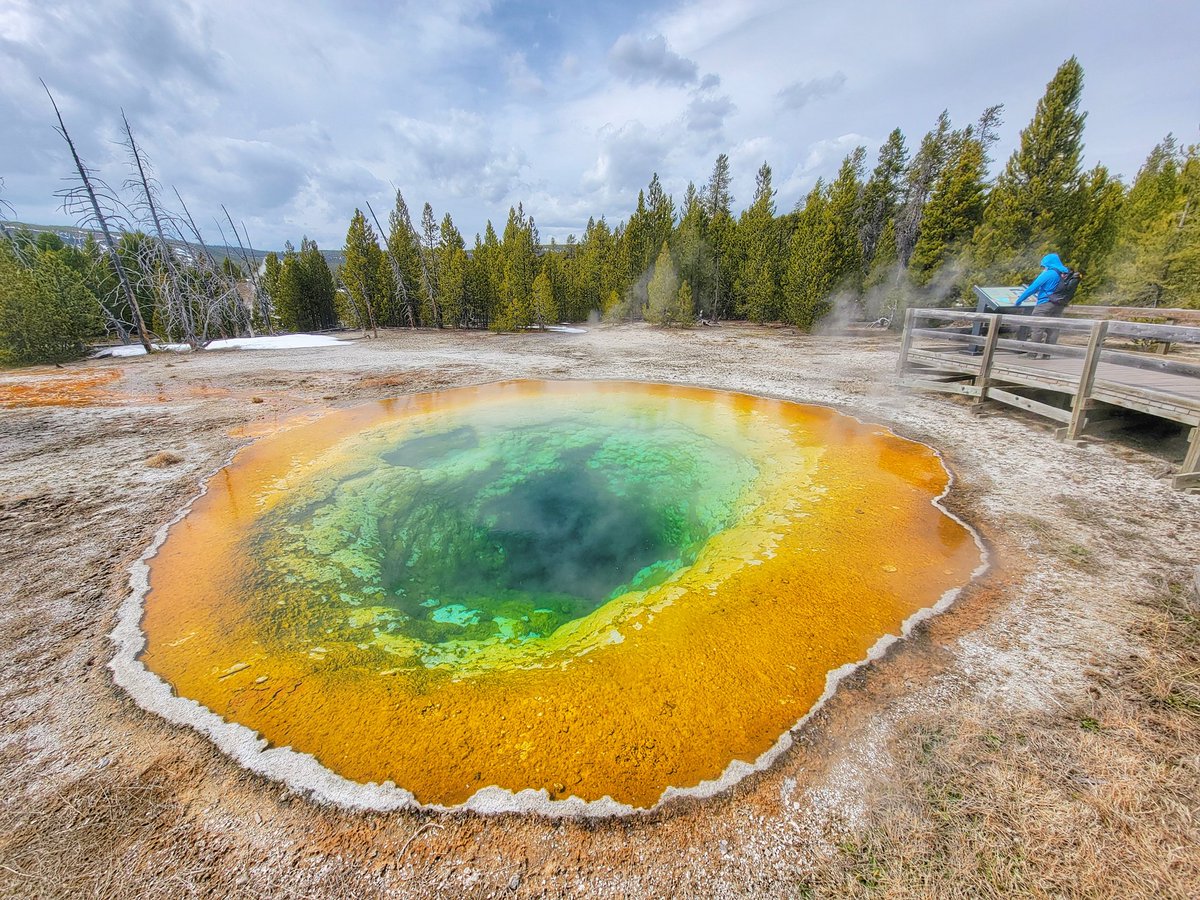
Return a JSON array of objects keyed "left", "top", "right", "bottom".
[{"left": 1015, "top": 253, "right": 1069, "bottom": 305}]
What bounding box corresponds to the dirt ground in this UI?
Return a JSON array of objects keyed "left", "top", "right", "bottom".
[{"left": 0, "top": 324, "right": 1197, "bottom": 899}]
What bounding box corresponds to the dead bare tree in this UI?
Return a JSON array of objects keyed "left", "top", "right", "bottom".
[
  {"left": 121, "top": 111, "right": 198, "bottom": 347},
  {"left": 0, "top": 179, "right": 29, "bottom": 266},
  {"left": 43, "top": 82, "right": 150, "bottom": 351},
  {"left": 367, "top": 197, "right": 415, "bottom": 328},
  {"left": 221, "top": 205, "right": 272, "bottom": 334},
  {"left": 172, "top": 187, "right": 250, "bottom": 339}
]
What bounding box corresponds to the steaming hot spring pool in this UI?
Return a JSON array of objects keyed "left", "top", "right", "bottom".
[{"left": 120, "top": 380, "right": 983, "bottom": 814}]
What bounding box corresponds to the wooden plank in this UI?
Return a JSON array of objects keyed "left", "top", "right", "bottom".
[
  {"left": 994, "top": 337, "right": 1087, "bottom": 358},
  {"left": 1066, "top": 320, "right": 1109, "bottom": 440},
  {"left": 896, "top": 307, "right": 915, "bottom": 375},
  {"left": 908, "top": 349, "right": 983, "bottom": 375},
  {"left": 987, "top": 388, "right": 1073, "bottom": 423},
  {"left": 989, "top": 363, "right": 1080, "bottom": 393},
  {"left": 1105, "top": 321, "right": 1200, "bottom": 344},
  {"left": 993, "top": 312, "right": 1094, "bottom": 333},
  {"left": 1090, "top": 388, "right": 1200, "bottom": 426},
  {"left": 900, "top": 378, "right": 983, "bottom": 397},
  {"left": 1173, "top": 471, "right": 1200, "bottom": 490},
  {"left": 906, "top": 372, "right": 975, "bottom": 383},
  {"left": 912, "top": 309, "right": 996, "bottom": 323},
  {"left": 912, "top": 325, "right": 975, "bottom": 335},
  {"left": 1092, "top": 375, "right": 1200, "bottom": 409},
  {"left": 1100, "top": 348, "right": 1200, "bottom": 378},
  {"left": 911, "top": 327, "right": 986, "bottom": 345},
  {"left": 1064, "top": 305, "right": 1200, "bottom": 326}
]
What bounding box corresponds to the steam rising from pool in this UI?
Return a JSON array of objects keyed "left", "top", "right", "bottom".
[{"left": 118, "top": 381, "right": 984, "bottom": 814}]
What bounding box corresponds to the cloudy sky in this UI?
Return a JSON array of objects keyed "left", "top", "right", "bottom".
[{"left": 2, "top": 0, "right": 1198, "bottom": 250}]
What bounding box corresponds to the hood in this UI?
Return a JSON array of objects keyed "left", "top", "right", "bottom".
[{"left": 1040, "top": 253, "right": 1068, "bottom": 273}]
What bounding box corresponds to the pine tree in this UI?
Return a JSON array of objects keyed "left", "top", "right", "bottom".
[
  {"left": 465, "top": 221, "right": 503, "bottom": 327},
  {"left": 436, "top": 212, "right": 468, "bottom": 327},
  {"left": 261, "top": 251, "right": 282, "bottom": 323},
  {"left": 530, "top": 269, "right": 557, "bottom": 328},
  {"left": 972, "top": 57, "right": 1088, "bottom": 280},
  {"left": 704, "top": 154, "right": 736, "bottom": 320},
  {"left": 673, "top": 279, "right": 696, "bottom": 326},
  {"left": 734, "top": 162, "right": 781, "bottom": 321},
  {"left": 384, "top": 191, "right": 422, "bottom": 326},
  {"left": 419, "top": 203, "right": 441, "bottom": 326},
  {"left": 782, "top": 181, "right": 835, "bottom": 330},
  {"left": 621, "top": 189, "right": 655, "bottom": 315},
  {"left": 0, "top": 245, "right": 101, "bottom": 365},
  {"left": 275, "top": 254, "right": 304, "bottom": 331},
  {"left": 1162, "top": 146, "right": 1200, "bottom": 308},
  {"left": 826, "top": 149, "right": 867, "bottom": 294},
  {"left": 1106, "top": 137, "right": 1183, "bottom": 306},
  {"left": 1069, "top": 164, "right": 1124, "bottom": 299},
  {"left": 342, "top": 210, "right": 389, "bottom": 331},
  {"left": 859, "top": 128, "right": 909, "bottom": 267},
  {"left": 674, "top": 183, "right": 711, "bottom": 315},
  {"left": 299, "top": 237, "right": 337, "bottom": 329},
  {"left": 645, "top": 173, "right": 675, "bottom": 263},
  {"left": 645, "top": 242, "right": 681, "bottom": 325},
  {"left": 495, "top": 204, "right": 538, "bottom": 330},
  {"left": 910, "top": 130, "right": 987, "bottom": 288},
  {"left": 896, "top": 111, "right": 953, "bottom": 267}
]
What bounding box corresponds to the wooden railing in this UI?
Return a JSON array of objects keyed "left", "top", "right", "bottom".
[
  {"left": 1062, "top": 305, "right": 1200, "bottom": 325},
  {"left": 897, "top": 308, "right": 1200, "bottom": 489}
]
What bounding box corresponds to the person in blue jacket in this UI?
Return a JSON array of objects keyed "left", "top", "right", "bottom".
[{"left": 1014, "top": 252, "right": 1071, "bottom": 352}]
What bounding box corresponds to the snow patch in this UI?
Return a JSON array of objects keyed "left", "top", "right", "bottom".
[
  {"left": 93, "top": 343, "right": 191, "bottom": 358},
  {"left": 206, "top": 335, "right": 346, "bottom": 351},
  {"left": 91, "top": 334, "right": 347, "bottom": 358}
]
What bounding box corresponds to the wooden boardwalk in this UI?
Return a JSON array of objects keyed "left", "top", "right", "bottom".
[{"left": 897, "top": 308, "right": 1200, "bottom": 489}]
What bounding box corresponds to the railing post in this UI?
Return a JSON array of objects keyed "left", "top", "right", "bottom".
[
  {"left": 1174, "top": 426, "right": 1200, "bottom": 490},
  {"left": 896, "top": 307, "right": 916, "bottom": 376},
  {"left": 1064, "top": 319, "right": 1109, "bottom": 440},
  {"left": 973, "top": 313, "right": 1001, "bottom": 403}
]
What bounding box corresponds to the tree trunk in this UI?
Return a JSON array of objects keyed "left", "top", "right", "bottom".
[
  {"left": 122, "top": 112, "right": 196, "bottom": 347},
  {"left": 44, "top": 83, "right": 152, "bottom": 352}
]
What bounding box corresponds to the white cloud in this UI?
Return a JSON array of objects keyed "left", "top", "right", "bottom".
[
  {"left": 780, "top": 134, "right": 873, "bottom": 198},
  {"left": 583, "top": 121, "right": 672, "bottom": 201},
  {"left": 608, "top": 33, "right": 699, "bottom": 87},
  {"left": 778, "top": 72, "right": 848, "bottom": 111}
]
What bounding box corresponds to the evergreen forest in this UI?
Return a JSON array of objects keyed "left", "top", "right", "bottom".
[{"left": 3, "top": 58, "right": 1199, "bottom": 366}]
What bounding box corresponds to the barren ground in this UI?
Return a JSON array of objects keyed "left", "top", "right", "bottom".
[{"left": 0, "top": 324, "right": 1197, "bottom": 899}]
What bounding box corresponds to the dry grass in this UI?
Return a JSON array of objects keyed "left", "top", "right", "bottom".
[
  {"left": 798, "top": 576, "right": 1200, "bottom": 899},
  {"left": 144, "top": 451, "right": 184, "bottom": 468},
  {"left": 0, "top": 757, "right": 388, "bottom": 900}
]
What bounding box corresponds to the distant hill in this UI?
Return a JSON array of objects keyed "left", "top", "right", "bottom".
[{"left": 1, "top": 220, "right": 345, "bottom": 271}]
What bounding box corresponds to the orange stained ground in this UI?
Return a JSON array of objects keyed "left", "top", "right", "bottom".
[
  {"left": 0, "top": 367, "right": 127, "bottom": 407},
  {"left": 139, "top": 381, "right": 982, "bottom": 808},
  {"left": 0, "top": 366, "right": 240, "bottom": 407}
]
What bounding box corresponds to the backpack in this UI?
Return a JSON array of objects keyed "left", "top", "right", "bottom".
[{"left": 1046, "top": 269, "right": 1081, "bottom": 306}]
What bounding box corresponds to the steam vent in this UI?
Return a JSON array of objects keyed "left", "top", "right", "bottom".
[{"left": 131, "top": 380, "right": 983, "bottom": 813}]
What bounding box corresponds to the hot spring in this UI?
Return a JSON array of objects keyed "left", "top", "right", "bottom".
[{"left": 125, "top": 380, "right": 983, "bottom": 812}]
